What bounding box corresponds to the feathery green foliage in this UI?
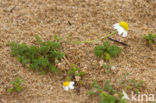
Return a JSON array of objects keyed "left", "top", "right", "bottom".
[
  {"left": 94, "top": 41, "right": 122, "bottom": 61},
  {"left": 7, "top": 77, "right": 25, "bottom": 93},
  {"left": 9, "top": 35, "right": 64, "bottom": 74}
]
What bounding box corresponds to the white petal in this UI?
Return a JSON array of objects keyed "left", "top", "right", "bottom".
[
  {"left": 118, "top": 28, "right": 123, "bottom": 35},
  {"left": 63, "top": 86, "right": 69, "bottom": 91},
  {"left": 123, "top": 31, "right": 127, "bottom": 37},
  {"left": 113, "top": 23, "right": 119, "bottom": 27},
  {"left": 70, "top": 82, "right": 74, "bottom": 85},
  {"left": 113, "top": 25, "right": 120, "bottom": 29},
  {"left": 69, "top": 84, "right": 74, "bottom": 89}
]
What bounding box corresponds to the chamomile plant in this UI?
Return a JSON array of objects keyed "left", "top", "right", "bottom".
[
  {"left": 126, "top": 79, "right": 143, "bottom": 94},
  {"left": 117, "top": 74, "right": 144, "bottom": 94},
  {"left": 94, "top": 41, "right": 122, "bottom": 61},
  {"left": 75, "top": 21, "right": 129, "bottom": 44},
  {"left": 7, "top": 77, "right": 25, "bottom": 93},
  {"left": 9, "top": 35, "right": 64, "bottom": 74},
  {"left": 88, "top": 80, "right": 127, "bottom": 103}
]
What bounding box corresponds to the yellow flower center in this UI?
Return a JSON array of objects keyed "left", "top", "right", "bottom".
[
  {"left": 63, "top": 82, "right": 70, "bottom": 86},
  {"left": 119, "top": 22, "right": 129, "bottom": 31}
]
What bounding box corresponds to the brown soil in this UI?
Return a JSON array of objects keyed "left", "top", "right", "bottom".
[{"left": 0, "top": 0, "right": 156, "bottom": 103}]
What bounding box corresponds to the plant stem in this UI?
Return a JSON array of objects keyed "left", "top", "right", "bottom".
[{"left": 75, "top": 31, "right": 117, "bottom": 44}]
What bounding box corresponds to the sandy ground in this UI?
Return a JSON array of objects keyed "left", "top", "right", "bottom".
[{"left": 0, "top": 0, "right": 156, "bottom": 103}]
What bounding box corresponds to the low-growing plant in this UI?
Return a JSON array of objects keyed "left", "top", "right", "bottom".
[
  {"left": 7, "top": 77, "right": 25, "bottom": 93},
  {"left": 9, "top": 35, "right": 64, "bottom": 74},
  {"left": 88, "top": 80, "right": 127, "bottom": 103},
  {"left": 144, "top": 33, "right": 156, "bottom": 46},
  {"left": 117, "top": 74, "right": 143, "bottom": 94},
  {"left": 94, "top": 41, "right": 122, "bottom": 61}
]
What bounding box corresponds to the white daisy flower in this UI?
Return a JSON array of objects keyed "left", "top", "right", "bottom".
[
  {"left": 63, "top": 81, "right": 74, "bottom": 91},
  {"left": 113, "top": 21, "right": 129, "bottom": 37}
]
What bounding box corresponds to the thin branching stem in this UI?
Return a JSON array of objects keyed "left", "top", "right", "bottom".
[{"left": 75, "top": 31, "right": 117, "bottom": 44}]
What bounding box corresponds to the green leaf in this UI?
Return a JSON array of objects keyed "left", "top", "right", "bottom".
[
  {"left": 29, "top": 45, "right": 39, "bottom": 55},
  {"left": 29, "top": 62, "right": 39, "bottom": 70},
  {"left": 16, "top": 86, "right": 22, "bottom": 92},
  {"left": 104, "top": 53, "right": 111, "bottom": 60},
  {"left": 108, "top": 45, "right": 122, "bottom": 57},
  {"left": 38, "top": 56, "right": 50, "bottom": 68},
  {"left": 10, "top": 42, "right": 20, "bottom": 56},
  {"left": 75, "top": 72, "right": 85, "bottom": 76},
  {"left": 47, "top": 41, "right": 60, "bottom": 50},
  {"left": 94, "top": 45, "right": 105, "bottom": 58},
  {"left": 100, "top": 92, "right": 117, "bottom": 103},
  {"left": 67, "top": 64, "right": 81, "bottom": 75},
  {"left": 39, "top": 45, "right": 50, "bottom": 54},
  {"left": 49, "top": 65, "right": 59, "bottom": 74},
  {"left": 94, "top": 41, "right": 121, "bottom": 60},
  {"left": 103, "top": 41, "right": 110, "bottom": 49}
]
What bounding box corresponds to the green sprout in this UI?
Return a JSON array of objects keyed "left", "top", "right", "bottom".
[
  {"left": 7, "top": 77, "right": 25, "bottom": 93},
  {"left": 144, "top": 33, "right": 156, "bottom": 46}
]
